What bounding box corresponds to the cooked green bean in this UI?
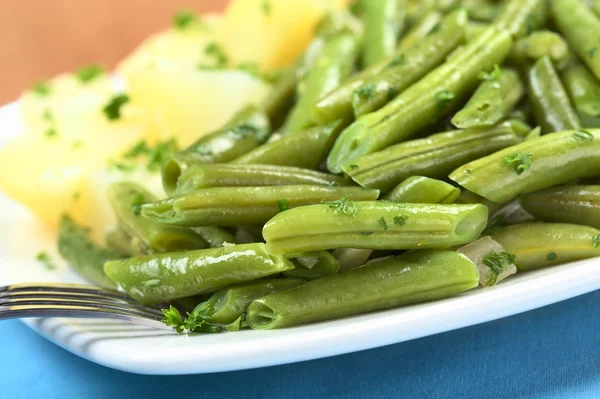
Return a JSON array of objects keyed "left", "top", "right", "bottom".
[
  {"left": 464, "top": 0, "right": 502, "bottom": 22},
  {"left": 449, "top": 129, "right": 600, "bottom": 203},
  {"left": 246, "top": 250, "right": 479, "bottom": 329},
  {"left": 281, "top": 29, "right": 360, "bottom": 133},
  {"left": 260, "top": 66, "right": 297, "bottom": 130},
  {"left": 594, "top": 0, "right": 600, "bottom": 18},
  {"left": 494, "top": 0, "right": 547, "bottom": 40},
  {"left": 458, "top": 235, "right": 517, "bottom": 287},
  {"left": 327, "top": 27, "right": 512, "bottom": 173},
  {"left": 466, "top": 21, "right": 490, "bottom": 41},
  {"left": 383, "top": 176, "right": 461, "bottom": 204},
  {"left": 263, "top": 201, "right": 488, "bottom": 254},
  {"left": 397, "top": 11, "right": 443, "bottom": 52},
  {"left": 105, "top": 226, "right": 138, "bottom": 256},
  {"left": 188, "top": 278, "right": 305, "bottom": 325},
  {"left": 550, "top": 0, "right": 600, "bottom": 80},
  {"left": 491, "top": 223, "right": 600, "bottom": 271},
  {"left": 528, "top": 56, "right": 582, "bottom": 134},
  {"left": 352, "top": 9, "right": 468, "bottom": 118},
  {"left": 141, "top": 186, "right": 379, "bottom": 227},
  {"left": 58, "top": 215, "right": 122, "bottom": 289},
  {"left": 451, "top": 67, "right": 524, "bottom": 128},
  {"left": 108, "top": 182, "right": 207, "bottom": 253},
  {"left": 104, "top": 243, "right": 294, "bottom": 304},
  {"left": 175, "top": 164, "right": 350, "bottom": 194},
  {"left": 519, "top": 185, "right": 600, "bottom": 229},
  {"left": 343, "top": 121, "right": 525, "bottom": 193},
  {"left": 360, "top": 0, "right": 405, "bottom": 67},
  {"left": 192, "top": 226, "right": 237, "bottom": 248},
  {"left": 561, "top": 63, "right": 600, "bottom": 128},
  {"left": 283, "top": 251, "right": 340, "bottom": 280},
  {"left": 232, "top": 120, "right": 347, "bottom": 169},
  {"left": 508, "top": 31, "right": 570, "bottom": 69},
  {"left": 162, "top": 107, "right": 270, "bottom": 195}
]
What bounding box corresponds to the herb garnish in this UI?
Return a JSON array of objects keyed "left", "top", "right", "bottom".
[
  {"left": 546, "top": 252, "right": 558, "bottom": 261},
  {"left": 36, "top": 251, "right": 56, "bottom": 270},
  {"left": 435, "top": 89, "right": 454, "bottom": 112},
  {"left": 103, "top": 94, "right": 130, "bottom": 120},
  {"left": 322, "top": 197, "right": 357, "bottom": 217},
  {"left": 356, "top": 84, "right": 376, "bottom": 100},
  {"left": 593, "top": 234, "right": 600, "bottom": 248},
  {"left": 75, "top": 64, "right": 105, "bottom": 83},
  {"left": 31, "top": 80, "right": 51, "bottom": 96},
  {"left": 393, "top": 215, "right": 409, "bottom": 227},
  {"left": 478, "top": 64, "right": 503, "bottom": 81},
  {"left": 262, "top": 0, "right": 272, "bottom": 16},
  {"left": 378, "top": 217, "right": 388, "bottom": 230},
  {"left": 172, "top": 9, "right": 197, "bottom": 30},
  {"left": 482, "top": 251, "right": 516, "bottom": 275},
  {"left": 131, "top": 193, "right": 145, "bottom": 215},
  {"left": 204, "top": 42, "right": 228, "bottom": 68},
  {"left": 573, "top": 129, "right": 594, "bottom": 141},
  {"left": 502, "top": 152, "right": 533, "bottom": 175},
  {"left": 587, "top": 47, "right": 598, "bottom": 58},
  {"left": 277, "top": 199, "right": 289, "bottom": 212},
  {"left": 387, "top": 54, "right": 406, "bottom": 68}
]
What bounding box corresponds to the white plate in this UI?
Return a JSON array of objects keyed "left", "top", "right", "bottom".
[{"left": 1, "top": 101, "right": 600, "bottom": 375}]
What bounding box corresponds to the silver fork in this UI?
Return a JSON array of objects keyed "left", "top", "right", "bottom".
[{"left": 0, "top": 283, "right": 172, "bottom": 330}]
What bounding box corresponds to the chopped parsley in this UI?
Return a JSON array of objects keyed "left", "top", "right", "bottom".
[
  {"left": 502, "top": 152, "right": 533, "bottom": 175},
  {"left": 573, "top": 129, "right": 594, "bottom": 141},
  {"left": 102, "top": 94, "right": 130, "bottom": 121},
  {"left": 204, "top": 42, "right": 228, "bottom": 68},
  {"left": 593, "top": 234, "right": 600, "bottom": 248},
  {"left": 378, "top": 217, "right": 388, "bottom": 230},
  {"left": 146, "top": 139, "right": 178, "bottom": 171},
  {"left": 356, "top": 84, "right": 376, "bottom": 100},
  {"left": 31, "top": 80, "right": 51, "bottom": 96},
  {"left": 262, "top": 0, "right": 272, "bottom": 16},
  {"left": 587, "top": 47, "right": 598, "bottom": 58},
  {"left": 161, "top": 302, "right": 222, "bottom": 334},
  {"left": 131, "top": 193, "right": 145, "bottom": 215},
  {"left": 277, "top": 199, "right": 289, "bottom": 212},
  {"left": 482, "top": 251, "right": 516, "bottom": 275},
  {"left": 387, "top": 87, "right": 399, "bottom": 101},
  {"left": 193, "top": 144, "right": 212, "bottom": 156},
  {"left": 435, "top": 89, "right": 454, "bottom": 112},
  {"left": 142, "top": 279, "right": 160, "bottom": 288},
  {"left": 348, "top": 164, "right": 359, "bottom": 170},
  {"left": 428, "top": 22, "right": 441, "bottom": 35},
  {"left": 172, "top": 9, "right": 197, "bottom": 30},
  {"left": 42, "top": 109, "right": 53, "bottom": 121},
  {"left": 124, "top": 140, "right": 151, "bottom": 158},
  {"left": 393, "top": 215, "right": 409, "bottom": 227},
  {"left": 322, "top": 197, "right": 357, "bottom": 217},
  {"left": 327, "top": 181, "right": 339, "bottom": 187},
  {"left": 36, "top": 251, "right": 56, "bottom": 271},
  {"left": 75, "top": 64, "right": 105, "bottom": 83},
  {"left": 44, "top": 128, "right": 57, "bottom": 138},
  {"left": 161, "top": 305, "right": 185, "bottom": 333},
  {"left": 361, "top": 231, "right": 374, "bottom": 235},
  {"left": 108, "top": 160, "right": 136, "bottom": 173},
  {"left": 478, "top": 64, "right": 503, "bottom": 81},
  {"left": 546, "top": 252, "right": 558, "bottom": 261},
  {"left": 387, "top": 54, "right": 406, "bottom": 68},
  {"left": 229, "top": 123, "right": 260, "bottom": 139}
]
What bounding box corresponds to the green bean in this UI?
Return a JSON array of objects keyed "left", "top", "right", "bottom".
[
  {"left": 105, "top": 226, "right": 138, "bottom": 256},
  {"left": 508, "top": 31, "right": 570, "bottom": 69},
  {"left": 383, "top": 176, "right": 461, "bottom": 204},
  {"left": 332, "top": 248, "right": 373, "bottom": 271},
  {"left": 397, "top": 11, "right": 444, "bottom": 52},
  {"left": 360, "top": 0, "right": 405, "bottom": 67},
  {"left": 550, "top": 0, "right": 600, "bottom": 81},
  {"left": 352, "top": 9, "right": 468, "bottom": 118},
  {"left": 528, "top": 56, "right": 582, "bottom": 134},
  {"left": 232, "top": 120, "right": 347, "bottom": 169},
  {"left": 561, "top": 63, "right": 600, "bottom": 128},
  {"left": 188, "top": 278, "right": 305, "bottom": 325},
  {"left": 464, "top": 0, "right": 502, "bottom": 22},
  {"left": 246, "top": 249, "right": 479, "bottom": 329},
  {"left": 103, "top": 243, "right": 294, "bottom": 304},
  {"left": 58, "top": 215, "right": 121, "bottom": 289},
  {"left": 494, "top": 0, "right": 547, "bottom": 40},
  {"left": 162, "top": 107, "right": 270, "bottom": 195},
  {"left": 519, "top": 185, "right": 600, "bottom": 229},
  {"left": 456, "top": 189, "right": 506, "bottom": 218},
  {"left": 263, "top": 201, "right": 488, "bottom": 254},
  {"left": 594, "top": 0, "right": 600, "bottom": 18},
  {"left": 175, "top": 164, "right": 351, "bottom": 195},
  {"left": 260, "top": 66, "right": 297, "bottom": 130},
  {"left": 281, "top": 30, "right": 360, "bottom": 133},
  {"left": 141, "top": 186, "right": 379, "bottom": 227},
  {"left": 192, "top": 226, "right": 237, "bottom": 248},
  {"left": 449, "top": 129, "right": 600, "bottom": 203},
  {"left": 327, "top": 27, "right": 512, "bottom": 173},
  {"left": 107, "top": 182, "right": 207, "bottom": 253},
  {"left": 466, "top": 21, "right": 490, "bottom": 41},
  {"left": 343, "top": 121, "right": 525, "bottom": 193},
  {"left": 451, "top": 68, "right": 524, "bottom": 129},
  {"left": 491, "top": 223, "right": 600, "bottom": 271},
  {"left": 283, "top": 251, "right": 340, "bottom": 280},
  {"left": 458, "top": 235, "right": 517, "bottom": 287}
]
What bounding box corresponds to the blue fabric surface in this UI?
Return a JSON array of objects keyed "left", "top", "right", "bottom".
[{"left": 2, "top": 290, "right": 600, "bottom": 399}]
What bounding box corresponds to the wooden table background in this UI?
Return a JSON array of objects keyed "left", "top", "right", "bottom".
[{"left": 0, "top": 0, "right": 227, "bottom": 104}]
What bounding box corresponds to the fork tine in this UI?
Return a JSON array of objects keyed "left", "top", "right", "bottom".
[
  {"left": 0, "top": 299, "right": 164, "bottom": 319},
  {"left": 0, "top": 283, "right": 132, "bottom": 300},
  {"left": 0, "top": 290, "right": 162, "bottom": 309}
]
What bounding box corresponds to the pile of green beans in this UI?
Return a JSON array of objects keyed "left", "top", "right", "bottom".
[{"left": 55, "top": 0, "right": 600, "bottom": 332}]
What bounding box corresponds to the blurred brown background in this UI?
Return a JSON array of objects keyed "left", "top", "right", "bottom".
[{"left": 0, "top": 0, "right": 228, "bottom": 104}]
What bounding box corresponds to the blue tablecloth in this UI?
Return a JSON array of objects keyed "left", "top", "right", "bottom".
[{"left": 2, "top": 289, "right": 600, "bottom": 399}]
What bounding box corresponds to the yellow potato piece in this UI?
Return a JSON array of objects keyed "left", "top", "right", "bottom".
[{"left": 218, "top": 0, "right": 349, "bottom": 72}]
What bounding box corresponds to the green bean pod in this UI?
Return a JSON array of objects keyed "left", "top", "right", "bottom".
[
  {"left": 508, "top": 31, "right": 570, "bottom": 69},
  {"left": 246, "top": 249, "right": 479, "bottom": 329},
  {"left": 550, "top": 0, "right": 600, "bottom": 80},
  {"left": 107, "top": 182, "right": 207, "bottom": 253},
  {"left": 175, "top": 164, "right": 350, "bottom": 195},
  {"left": 263, "top": 202, "right": 488, "bottom": 254},
  {"left": 162, "top": 107, "right": 270, "bottom": 195},
  {"left": 260, "top": 66, "right": 297, "bottom": 130},
  {"left": 397, "top": 11, "right": 443, "bottom": 51},
  {"left": 449, "top": 129, "right": 600, "bottom": 203},
  {"left": 360, "top": 0, "right": 405, "bottom": 67},
  {"left": 105, "top": 226, "right": 138, "bottom": 257},
  {"left": 561, "top": 63, "right": 600, "bottom": 128},
  {"left": 327, "top": 27, "right": 512, "bottom": 173},
  {"left": 141, "top": 186, "right": 379, "bottom": 227},
  {"left": 464, "top": 0, "right": 502, "bottom": 22},
  {"left": 519, "top": 185, "right": 600, "bottom": 229},
  {"left": 343, "top": 121, "right": 525, "bottom": 193},
  {"left": 189, "top": 278, "right": 305, "bottom": 325},
  {"left": 191, "top": 226, "right": 237, "bottom": 248},
  {"left": 103, "top": 243, "right": 294, "bottom": 304},
  {"left": 528, "top": 56, "right": 582, "bottom": 134},
  {"left": 283, "top": 251, "right": 340, "bottom": 280},
  {"left": 466, "top": 21, "right": 490, "bottom": 41},
  {"left": 352, "top": 9, "right": 468, "bottom": 118},
  {"left": 232, "top": 120, "right": 347, "bottom": 169},
  {"left": 451, "top": 68, "right": 524, "bottom": 129},
  {"left": 491, "top": 223, "right": 600, "bottom": 271},
  {"left": 281, "top": 30, "right": 360, "bottom": 133},
  {"left": 383, "top": 176, "right": 461, "bottom": 204},
  {"left": 594, "top": 0, "right": 600, "bottom": 18},
  {"left": 494, "top": 0, "right": 547, "bottom": 40},
  {"left": 58, "top": 215, "right": 122, "bottom": 289}
]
